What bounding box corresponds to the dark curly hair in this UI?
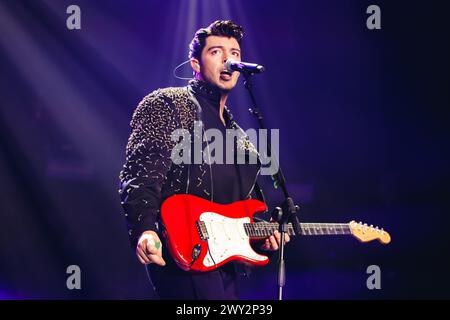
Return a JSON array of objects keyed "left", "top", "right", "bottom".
[{"left": 188, "top": 20, "right": 244, "bottom": 60}]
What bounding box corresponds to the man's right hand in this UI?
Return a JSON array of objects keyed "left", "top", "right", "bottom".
[{"left": 136, "top": 231, "right": 166, "bottom": 266}]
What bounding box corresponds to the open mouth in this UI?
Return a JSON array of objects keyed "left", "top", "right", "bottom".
[{"left": 220, "top": 70, "right": 232, "bottom": 80}]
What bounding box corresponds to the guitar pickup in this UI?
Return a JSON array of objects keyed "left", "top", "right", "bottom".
[{"left": 196, "top": 220, "right": 209, "bottom": 241}]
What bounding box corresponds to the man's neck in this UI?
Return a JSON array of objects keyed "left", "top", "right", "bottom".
[
  {"left": 195, "top": 75, "right": 229, "bottom": 125},
  {"left": 219, "top": 93, "right": 228, "bottom": 126}
]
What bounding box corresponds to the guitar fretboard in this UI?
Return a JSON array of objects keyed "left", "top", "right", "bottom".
[{"left": 244, "top": 222, "right": 352, "bottom": 238}]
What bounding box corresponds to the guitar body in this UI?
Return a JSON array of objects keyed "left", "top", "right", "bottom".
[{"left": 160, "top": 194, "right": 269, "bottom": 272}]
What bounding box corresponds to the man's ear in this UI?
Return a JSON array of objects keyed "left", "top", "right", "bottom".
[{"left": 190, "top": 58, "right": 200, "bottom": 73}]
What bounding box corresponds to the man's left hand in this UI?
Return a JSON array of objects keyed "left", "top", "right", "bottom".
[{"left": 260, "top": 230, "right": 290, "bottom": 251}]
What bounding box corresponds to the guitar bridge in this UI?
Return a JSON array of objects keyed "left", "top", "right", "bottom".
[{"left": 196, "top": 221, "right": 209, "bottom": 241}]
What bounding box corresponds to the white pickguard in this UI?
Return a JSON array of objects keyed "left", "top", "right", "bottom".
[{"left": 199, "top": 212, "right": 268, "bottom": 267}]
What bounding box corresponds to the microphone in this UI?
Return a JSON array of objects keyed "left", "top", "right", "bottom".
[{"left": 225, "top": 59, "right": 265, "bottom": 74}]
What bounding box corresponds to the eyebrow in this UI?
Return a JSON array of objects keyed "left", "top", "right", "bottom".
[{"left": 207, "top": 46, "right": 241, "bottom": 53}]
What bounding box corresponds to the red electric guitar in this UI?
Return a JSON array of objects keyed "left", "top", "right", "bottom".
[{"left": 160, "top": 194, "right": 391, "bottom": 272}]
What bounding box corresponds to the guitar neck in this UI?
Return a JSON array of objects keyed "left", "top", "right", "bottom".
[{"left": 244, "top": 222, "right": 352, "bottom": 238}]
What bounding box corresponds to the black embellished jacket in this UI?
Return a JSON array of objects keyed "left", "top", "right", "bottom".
[{"left": 119, "top": 80, "right": 262, "bottom": 249}]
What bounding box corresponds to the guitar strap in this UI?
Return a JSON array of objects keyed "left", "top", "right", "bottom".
[{"left": 253, "top": 181, "right": 267, "bottom": 211}]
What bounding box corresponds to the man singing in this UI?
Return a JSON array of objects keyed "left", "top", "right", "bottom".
[{"left": 119, "top": 20, "right": 289, "bottom": 299}]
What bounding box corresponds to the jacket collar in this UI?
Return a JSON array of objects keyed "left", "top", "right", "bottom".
[{"left": 188, "top": 79, "right": 222, "bottom": 104}]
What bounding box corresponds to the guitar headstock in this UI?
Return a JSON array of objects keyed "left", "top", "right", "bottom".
[{"left": 349, "top": 221, "right": 391, "bottom": 244}]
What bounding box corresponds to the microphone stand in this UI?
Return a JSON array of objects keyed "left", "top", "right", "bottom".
[{"left": 242, "top": 71, "right": 301, "bottom": 300}]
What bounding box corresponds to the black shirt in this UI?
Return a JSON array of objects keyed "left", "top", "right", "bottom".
[{"left": 191, "top": 80, "right": 244, "bottom": 204}]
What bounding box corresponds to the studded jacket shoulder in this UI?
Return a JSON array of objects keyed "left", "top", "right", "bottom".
[{"left": 118, "top": 86, "right": 199, "bottom": 248}]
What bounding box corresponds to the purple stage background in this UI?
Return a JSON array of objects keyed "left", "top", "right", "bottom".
[{"left": 0, "top": 0, "right": 449, "bottom": 299}]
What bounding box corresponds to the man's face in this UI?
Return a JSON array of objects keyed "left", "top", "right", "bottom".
[{"left": 194, "top": 35, "right": 241, "bottom": 92}]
